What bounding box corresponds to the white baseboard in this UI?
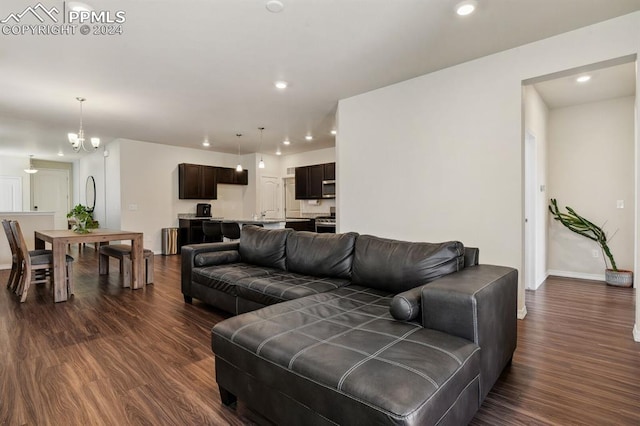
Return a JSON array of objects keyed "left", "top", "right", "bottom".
[
  {"left": 517, "top": 305, "right": 527, "bottom": 320},
  {"left": 547, "top": 269, "right": 605, "bottom": 282},
  {"left": 0, "top": 263, "right": 11, "bottom": 271},
  {"left": 634, "top": 324, "right": 640, "bottom": 342}
]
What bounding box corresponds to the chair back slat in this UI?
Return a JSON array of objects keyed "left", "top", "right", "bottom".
[
  {"left": 9, "top": 221, "right": 31, "bottom": 268},
  {"left": 2, "top": 219, "right": 19, "bottom": 256}
]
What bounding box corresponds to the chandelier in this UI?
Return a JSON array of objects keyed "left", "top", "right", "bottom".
[
  {"left": 236, "top": 133, "right": 243, "bottom": 172},
  {"left": 24, "top": 155, "right": 38, "bottom": 174},
  {"left": 68, "top": 97, "right": 100, "bottom": 152}
]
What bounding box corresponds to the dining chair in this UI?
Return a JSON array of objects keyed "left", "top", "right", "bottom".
[
  {"left": 202, "top": 220, "right": 223, "bottom": 243},
  {"left": 10, "top": 221, "right": 74, "bottom": 303},
  {"left": 221, "top": 222, "right": 241, "bottom": 241},
  {"left": 2, "top": 219, "right": 22, "bottom": 292}
]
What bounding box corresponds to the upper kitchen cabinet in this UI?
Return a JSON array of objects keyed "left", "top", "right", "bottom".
[
  {"left": 307, "top": 165, "right": 324, "bottom": 199},
  {"left": 295, "top": 167, "right": 309, "bottom": 199},
  {"left": 216, "top": 167, "right": 248, "bottom": 185},
  {"left": 295, "top": 162, "right": 335, "bottom": 199},
  {"left": 323, "top": 162, "right": 335, "bottom": 181},
  {"left": 179, "top": 163, "right": 217, "bottom": 199}
]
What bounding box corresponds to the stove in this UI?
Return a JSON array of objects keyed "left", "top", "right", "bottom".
[{"left": 315, "top": 208, "right": 336, "bottom": 233}]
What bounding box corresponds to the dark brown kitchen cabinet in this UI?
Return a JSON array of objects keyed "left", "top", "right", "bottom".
[
  {"left": 179, "top": 163, "right": 217, "bottom": 199},
  {"left": 295, "top": 167, "right": 309, "bottom": 199},
  {"left": 215, "top": 167, "right": 248, "bottom": 185},
  {"left": 324, "top": 162, "right": 335, "bottom": 180},
  {"left": 294, "top": 162, "right": 335, "bottom": 199},
  {"left": 307, "top": 165, "right": 324, "bottom": 199}
]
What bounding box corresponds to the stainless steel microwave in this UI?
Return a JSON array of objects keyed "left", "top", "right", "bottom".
[{"left": 322, "top": 180, "right": 335, "bottom": 198}]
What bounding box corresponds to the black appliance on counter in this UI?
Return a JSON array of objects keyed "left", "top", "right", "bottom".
[{"left": 196, "top": 203, "right": 212, "bottom": 217}]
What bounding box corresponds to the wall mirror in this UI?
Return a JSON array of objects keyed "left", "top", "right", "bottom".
[{"left": 86, "top": 175, "right": 96, "bottom": 213}]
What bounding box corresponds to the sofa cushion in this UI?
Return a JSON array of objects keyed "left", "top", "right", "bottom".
[
  {"left": 239, "top": 226, "right": 292, "bottom": 271},
  {"left": 192, "top": 263, "right": 277, "bottom": 296},
  {"left": 285, "top": 231, "right": 358, "bottom": 279},
  {"left": 352, "top": 235, "right": 465, "bottom": 293},
  {"left": 194, "top": 250, "right": 241, "bottom": 267},
  {"left": 212, "top": 286, "right": 481, "bottom": 425},
  {"left": 235, "top": 271, "right": 350, "bottom": 306}
]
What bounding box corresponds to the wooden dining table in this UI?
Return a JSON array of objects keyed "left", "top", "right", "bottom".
[{"left": 34, "top": 228, "right": 144, "bottom": 302}]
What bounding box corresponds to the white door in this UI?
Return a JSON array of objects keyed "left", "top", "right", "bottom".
[
  {"left": 524, "top": 131, "right": 537, "bottom": 290},
  {"left": 260, "top": 176, "right": 280, "bottom": 218},
  {"left": 0, "top": 177, "right": 22, "bottom": 211},
  {"left": 32, "top": 169, "right": 70, "bottom": 229},
  {"left": 284, "top": 177, "right": 300, "bottom": 218}
]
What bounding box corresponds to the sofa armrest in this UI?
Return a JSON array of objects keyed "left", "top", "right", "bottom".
[
  {"left": 389, "top": 285, "right": 425, "bottom": 321},
  {"left": 181, "top": 242, "right": 240, "bottom": 296},
  {"left": 421, "top": 265, "right": 517, "bottom": 402}
]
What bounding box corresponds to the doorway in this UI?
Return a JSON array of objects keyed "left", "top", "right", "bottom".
[
  {"left": 31, "top": 169, "right": 70, "bottom": 229},
  {"left": 283, "top": 177, "right": 300, "bottom": 218},
  {"left": 523, "top": 56, "right": 636, "bottom": 291},
  {"left": 260, "top": 176, "right": 281, "bottom": 218},
  {"left": 0, "top": 177, "right": 22, "bottom": 211},
  {"left": 524, "top": 131, "right": 537, "bottom": 290}
]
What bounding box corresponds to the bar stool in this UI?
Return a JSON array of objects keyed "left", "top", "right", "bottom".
[
  {"left": 221, "top": 222, "right": 241, "bottom": 241},
  {"left": 202, "top": 220, "right": 223, "bottom": 243}
]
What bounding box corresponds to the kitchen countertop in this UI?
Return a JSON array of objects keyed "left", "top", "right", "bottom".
[
  {"left": 177, "top": 215, "right": 310, "bottom": 224},
  {"left": 223, "top": 218, "right": 304, "bottom": 224}
]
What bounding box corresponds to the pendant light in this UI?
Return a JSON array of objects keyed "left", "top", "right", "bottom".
[
  {"left": 24, "top": 155, "right": 38, "bottom": 174},
  {"left": 235, "top": 133, "right": 243, "bottom": 172},
  {"left": 68, "top": 97, "right": 100, "bottom": 152},
  {"left": 258, "top": 127, "right": 265, "bottom": 169}
]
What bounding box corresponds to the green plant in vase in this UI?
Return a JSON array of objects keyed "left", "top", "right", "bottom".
[{"left": 67, "top": 204, "right": 98, "bottom": 234}]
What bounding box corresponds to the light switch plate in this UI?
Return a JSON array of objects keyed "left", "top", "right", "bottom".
[{"left": 617, "top": 200, "right": 624, "bottom": 209}]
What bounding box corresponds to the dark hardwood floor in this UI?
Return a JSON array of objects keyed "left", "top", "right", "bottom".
[{"left": 1, "top": 249, "right": 638, "bottom": 425}]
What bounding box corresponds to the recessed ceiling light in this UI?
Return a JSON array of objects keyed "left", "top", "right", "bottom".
[
  {"left": 283, "top": 139, "right": 291, "bottom": 145},
  {"left": 266, "top": 0, "right": 284, "bottom": 13},
  {"left": 456, "top": 0, "right": 477, "bottom": 16},
  {"left": 275, "top": 81, "right": 288, "bottom": 89},
  {"left": 57, "top": 151, "right": 64, "bottom": 157},
  {"left": 576, "top": 75, "right": 591, "bottom": 83},
  {"left": 330, "top": 130, "right": 337, "bottom": 135},
  {"left": 305, "top": 135, "right": 313, "bottom": 141},
  {"left": 202, "top": 139, "right": 210, "bottom": 147},
  {"left": 276, "top": 149, "right": 282, "bottom": 156}
]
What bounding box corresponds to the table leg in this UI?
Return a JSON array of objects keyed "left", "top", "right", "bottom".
[
  {"left": 53, "top": 239, "right": 68, "bottom": 302},
  {"left": 130, "top": 235, "right": 144, "bottom": 289}
]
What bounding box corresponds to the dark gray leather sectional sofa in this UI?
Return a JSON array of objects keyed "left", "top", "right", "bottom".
[{"left": 181, "top": 226, "right": 518, "bottom": 425}]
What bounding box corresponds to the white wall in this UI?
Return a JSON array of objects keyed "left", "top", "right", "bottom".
[
  {"left": 337, "top": 12, "right": 640, "bottom": 320},
  {"left": 105, "top": 141, "right": 122, "bottom": 230},
  {"left": 115, "top": 139, "right": 252, "bottom": 253},
  {"left": 77, "top": 148, "right": 107, "bottom": 226},
  {"left": 523, "top": 85, "right": 550, "bottom": 289},
  {"left": 548, "top": 96, "right": 635, "bottom": 278}
]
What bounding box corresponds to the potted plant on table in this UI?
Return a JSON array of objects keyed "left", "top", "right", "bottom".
[
  {"left": 548, "top": 198, "right": 632, "bottom": 287},
  {"left": 67, "top": 204, "right": 99, "bottom": 234}
]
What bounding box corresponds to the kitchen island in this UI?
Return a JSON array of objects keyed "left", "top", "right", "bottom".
[{"left": 178, "top": 215, "right": 312, "bottom": 246}]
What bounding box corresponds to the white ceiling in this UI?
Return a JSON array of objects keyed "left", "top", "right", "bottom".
[
  {"left": 1, "top": 0, "right": 639, "bottom": 161},
  {"left": 533, "top": 61, "right": 636, "bottom": 109}
]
